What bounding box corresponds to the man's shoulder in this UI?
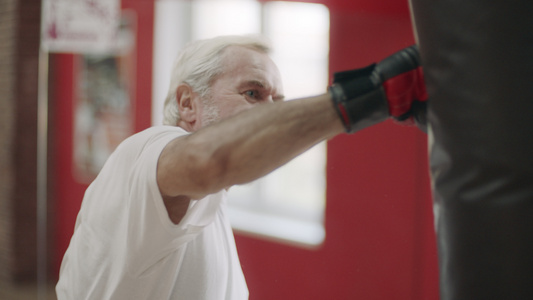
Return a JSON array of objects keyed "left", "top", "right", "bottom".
[
  {"left": 125, "top": 126, "right": 188, "bottom": 145},
  {"left": 109, "top": 126, "right": 188, "bottom": 159},
  {"left": 137, "top": 125, "right": 188, "bottom": 137}
]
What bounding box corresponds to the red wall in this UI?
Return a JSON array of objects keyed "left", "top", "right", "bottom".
[{"left": 51, "top": 0, "right": 438, "bottom": 299}]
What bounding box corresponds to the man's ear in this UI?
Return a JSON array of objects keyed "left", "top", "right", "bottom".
[{"left": 176, "top": 84, "right": 199, "bottom": 126}]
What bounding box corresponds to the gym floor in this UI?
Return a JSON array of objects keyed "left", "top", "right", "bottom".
[{"left": 0, "top": 282, "right": 57, "bottom": 300}]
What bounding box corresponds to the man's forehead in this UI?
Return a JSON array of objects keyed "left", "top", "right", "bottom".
[{"left": 222, "top": 46, "right": 284, "bottom": 95}]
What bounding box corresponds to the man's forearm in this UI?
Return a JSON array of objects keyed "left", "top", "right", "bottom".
[
  {"left": 201, "top": 93, "right": 343, "bottom": 185},
  {"left": 158, "top": 94, "right": 344, "bottom": 199}
]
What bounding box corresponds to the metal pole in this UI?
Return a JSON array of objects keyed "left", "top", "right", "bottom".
[{"left": 37, "top": 47, "right": 49, "bottom": 300}]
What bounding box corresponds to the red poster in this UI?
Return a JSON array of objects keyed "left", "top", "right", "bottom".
[{"left": 72, "top": 13, "right": 136, "bottom": 182}]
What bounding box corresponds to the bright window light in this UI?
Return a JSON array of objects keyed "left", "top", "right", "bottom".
[{"left": 192, "top": 0, "right": 261, "bottom": 39}]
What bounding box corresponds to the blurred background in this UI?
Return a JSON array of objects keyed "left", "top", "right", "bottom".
[{"left": 0, "top": 0, "right": 437, "bottom": 299}]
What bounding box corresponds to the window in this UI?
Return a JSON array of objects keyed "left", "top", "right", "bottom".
[{"left": 153, "top": 0, "right": 330, "bottom": 247}]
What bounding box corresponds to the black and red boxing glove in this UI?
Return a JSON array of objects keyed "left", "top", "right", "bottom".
[{"left": 329, "top": 45, "right": 428, "bottom": 133}]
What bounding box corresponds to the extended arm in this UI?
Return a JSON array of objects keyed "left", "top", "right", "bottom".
[{"left": 157, "top": 94, "right": 343, "bottom": 200}]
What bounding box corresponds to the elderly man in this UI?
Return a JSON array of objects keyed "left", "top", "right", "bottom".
[{"left": 56, "top": 35, "right": 425, "bottom": 299}]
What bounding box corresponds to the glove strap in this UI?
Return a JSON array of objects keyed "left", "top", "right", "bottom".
[
  {"left": 329, "top": 84, "right": 351, "bottom": 132},
  {"left": 329, "top": 64, "right": 383, "bottom": 132},
  {"left": 329, "top": 83, "right": 389, "bottom": 133}
]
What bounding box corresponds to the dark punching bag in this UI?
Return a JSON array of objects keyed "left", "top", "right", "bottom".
[{"left": 409, "top": 0, "right": 533, "bottom": 299}]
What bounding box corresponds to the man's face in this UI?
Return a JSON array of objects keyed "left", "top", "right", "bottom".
[{"left": 197, "top": 45, "right": 284, "bottom": 128}]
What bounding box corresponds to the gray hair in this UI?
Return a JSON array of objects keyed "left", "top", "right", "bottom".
[{"left": 162, "top": 35, "right": 272, "bottom": 125}]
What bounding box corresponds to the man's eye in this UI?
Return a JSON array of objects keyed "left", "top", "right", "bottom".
[{"left": 244, "top": 90, "right": 258, "bottom": 98}]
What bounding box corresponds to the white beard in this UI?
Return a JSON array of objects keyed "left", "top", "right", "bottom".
[{"left": 201, "top": 96, "right": 220, "bottom": 127}]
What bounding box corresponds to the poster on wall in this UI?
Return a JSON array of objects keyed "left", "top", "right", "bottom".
[
  {"left": 41, "top": 0, "right": 121, "bottom": 54},
  {"left": 72, "top": 12, "right": 136, "bottom": 182}
]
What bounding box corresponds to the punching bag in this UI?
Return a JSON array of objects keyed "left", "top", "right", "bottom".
[{"left": 409, "top": 0, "right": 533, "bottom": 299}]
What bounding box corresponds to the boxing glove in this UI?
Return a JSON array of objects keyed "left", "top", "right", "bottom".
[{"left": 329, "top": 45, "right": 428, "bottom": 133}]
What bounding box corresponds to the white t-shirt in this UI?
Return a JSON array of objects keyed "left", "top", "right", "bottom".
[{"left": 56, "top": 126, "right": 248, "bottom": 300}]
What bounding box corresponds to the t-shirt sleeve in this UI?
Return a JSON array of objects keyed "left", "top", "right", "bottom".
[{"left": 125, "top": 127, "right": 222, "bottom": 246}]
